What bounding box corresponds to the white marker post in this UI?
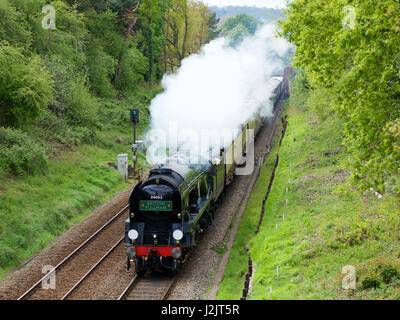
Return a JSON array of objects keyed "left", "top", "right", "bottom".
[{"left": 118, "top": 154, "right": 129, "bottom": 182}]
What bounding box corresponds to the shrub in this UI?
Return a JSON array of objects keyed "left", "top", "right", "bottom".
[
  {"left": 361, "top": 277, "right": 381, "bottom": 290},
  {"left": 307, "top": 87, "right": 335, "bottom": 121},
  {"left": 357, "top": 257, "right": 400, "bottom": 290},
  {"left": 379, "top": 265, "right": 400, "bottom": 284},
  {"left": 0, "top": 127, "right": 48, "bottom": 176},
  {"left": 0, "top": 42, "right": 53, "bottom": 127},
  {"left": 29, "top": 0, "right": 88, "bottom": 69},
  {"left": 43, "top": 55, "right": 77, "bottom": 117},
  {"left": 86, "top": 44, "right": 117, "bottom": 98},
  {"left": 35, "top": 110, "right": 96, "bottom": 147},
  {"left": 117, "top": 46, "right": 148, "bottom": 92},
  {"left": 0, "top": 0, "right": 32, "bottom": 50},
  {"left": 66, "top": 77, "right": 100, "bottom": 128},
  {"left": 0, "top": 246, "right": 20, "bottom": 267}
]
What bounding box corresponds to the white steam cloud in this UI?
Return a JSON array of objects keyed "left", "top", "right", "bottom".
[{"left": 145, "top": 24, "right": 291, "bottom": 165}]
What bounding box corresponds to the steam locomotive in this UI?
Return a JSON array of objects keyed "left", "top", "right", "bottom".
[{"left": 125, "top": 77, "right": 284, "bottom": 274}]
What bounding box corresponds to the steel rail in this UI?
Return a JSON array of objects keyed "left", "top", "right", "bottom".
[
  {"left": 17, "top": 204, "right": 129, "bottom": 300},
  {"left": 117, "top": 275, "right": 139, "bottom": 300},
  {"left": 117, "top": 275, "right": 176, "bottom": 301},
  {"left": 160, "top": 277, "right": 177, "bottom": 300},
  {"left": 61, "top": 236, "right": 125, "bottom": 300}
]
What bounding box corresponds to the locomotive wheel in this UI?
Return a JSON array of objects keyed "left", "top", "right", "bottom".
[
  {"left": 171, "top": 260, "right": 182, "bottom": 275},
  {"left": 135, "top": 257, "right": 146, "bottom": 275}
]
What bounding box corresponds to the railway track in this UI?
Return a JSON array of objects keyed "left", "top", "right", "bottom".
[
  {"left": 17, "top": 204, "right": 130, "bottom": 300},
  {"left": 118, "top": 273, "right": 177, "bottom": 300}
]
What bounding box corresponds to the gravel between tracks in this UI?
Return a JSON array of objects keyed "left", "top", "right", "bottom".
[{"left": 65, "top": 241, "right": 135, "bottom": 300}]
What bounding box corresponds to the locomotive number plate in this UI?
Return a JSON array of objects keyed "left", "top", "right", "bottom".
[{"left": 139, "top": 200, "right": 173, "bottom": 211}]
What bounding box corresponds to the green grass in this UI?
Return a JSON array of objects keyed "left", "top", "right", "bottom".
[
  {"left": 0, "top": 144, "right": 129, "bottom": 279},
  {"left": 216, "top": 97, "right": 400, "bottom": 300},
  {"left": 215, "top": 108, "right": 286, "bottom": 300}
]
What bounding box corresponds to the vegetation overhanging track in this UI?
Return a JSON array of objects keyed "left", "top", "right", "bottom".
[{"left": 17, "top": 204, "right": 129, "bottom": 300}]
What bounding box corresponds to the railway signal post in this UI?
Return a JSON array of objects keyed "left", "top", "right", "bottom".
[{"left": 130, "top": 109, "right": 139, "bottom": 181}]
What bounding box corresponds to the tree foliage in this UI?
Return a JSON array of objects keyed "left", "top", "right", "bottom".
[
  {"left": 0, "top": 42, "right": 52, "bottom": 127},
  {"left": 279, "top": 0, "right": 400, "bottom": 194},
  {"left": 0, "top": 0, "right": 218, "bottom": 176},
  {"left": 220, "top": 14, "right": 260, "bottom": 46},
  {"left": 0, "top": 0, "right": 32, "bottom": 50},
  {"left": 164, "top": 0, "right": 217, "bottom": 71}
]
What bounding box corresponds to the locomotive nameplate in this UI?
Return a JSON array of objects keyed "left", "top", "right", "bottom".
[{"left": 139, "top": 200, "right": 173, "bottom": 211}]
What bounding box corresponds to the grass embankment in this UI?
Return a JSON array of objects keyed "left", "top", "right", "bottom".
[
  {"left": 215, "top": 111, "right": 286, "bottom": 299},
  {"left": 0, "top": 89, "right": 157, "bottom": 280},
  {"left": 217, "top": 100, "right": 400, "bottom": 300}
]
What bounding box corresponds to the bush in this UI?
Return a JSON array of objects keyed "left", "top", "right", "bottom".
[
  {"left": 66, "top": 77, "right": 100, "bottom": 128},
  {"left": 361, "top": 277, "right": 381, "bottom": 290},
  {"left": 379, "top": 265, "right": 400, "bottom": 284},
  {"left": 117, "top": 46, "right": 148, "bottom": 92},
  {"left": 289, "top": 70, "right": 310, "bottom": 111},
  {"left": 43, "top": 55, "right": 77, "bottom": 117},
  {"left": 0, "top": 0, "right": 32, "bottom": 50},
  {"left": 0, "top": 127, "right": 48, "bottom": 176},
  {"left": 307, "top": 87, "right": 335, "bottom": 121},
  {"left": 0, "top": 42, "right": 53, "bottom": 127},
  {"left": 357, "top": 257, "right": 400, "bottom": 290},
  {"left": 86, "top": 44, "right": 117, "bottom": 98},
  {"left": 0, "top": 246, "right": 20, "bottom": 267},
  {"left": 35, "top": 111, "right": 96, "bottom": 147}
]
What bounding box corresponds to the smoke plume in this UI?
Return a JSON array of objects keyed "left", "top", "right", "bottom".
[{"left": 145, "top": 24, "right": 291, "bottom": 165}]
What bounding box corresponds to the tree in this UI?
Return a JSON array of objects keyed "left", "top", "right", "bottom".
[
  {"left": 207, "top": 12, "right": 219, "bottom": 41},
  {"left": 164, "top": 0, "right": 215, "bottom": 72},
  {"left": 114, "top": 1, "right": 140, "bottom": 87},
  {"left": 221, "top": 14, "right": 260, "bottom": 36},
  {"left": 220, "top": 13, "right": 260, "bottom": 46},
  {"left": 279, "top": 0, "right": 400, "bottom": 193},
  {"left": 138, "top": 0, "right": 168, "bottom": 87}
]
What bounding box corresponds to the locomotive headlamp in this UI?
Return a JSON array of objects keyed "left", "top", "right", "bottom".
[
  {"left": 173, "top": 230, "right": 184, "bottom": 241},
  {"left": 171, "top": 248, "right": 182, "bottom": 259},
  {"left": 128, "top": 229, "right": 139, "bottom": 241},
  {"left": 177, "top": 213, "right": 182, "bottom": 219}
]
